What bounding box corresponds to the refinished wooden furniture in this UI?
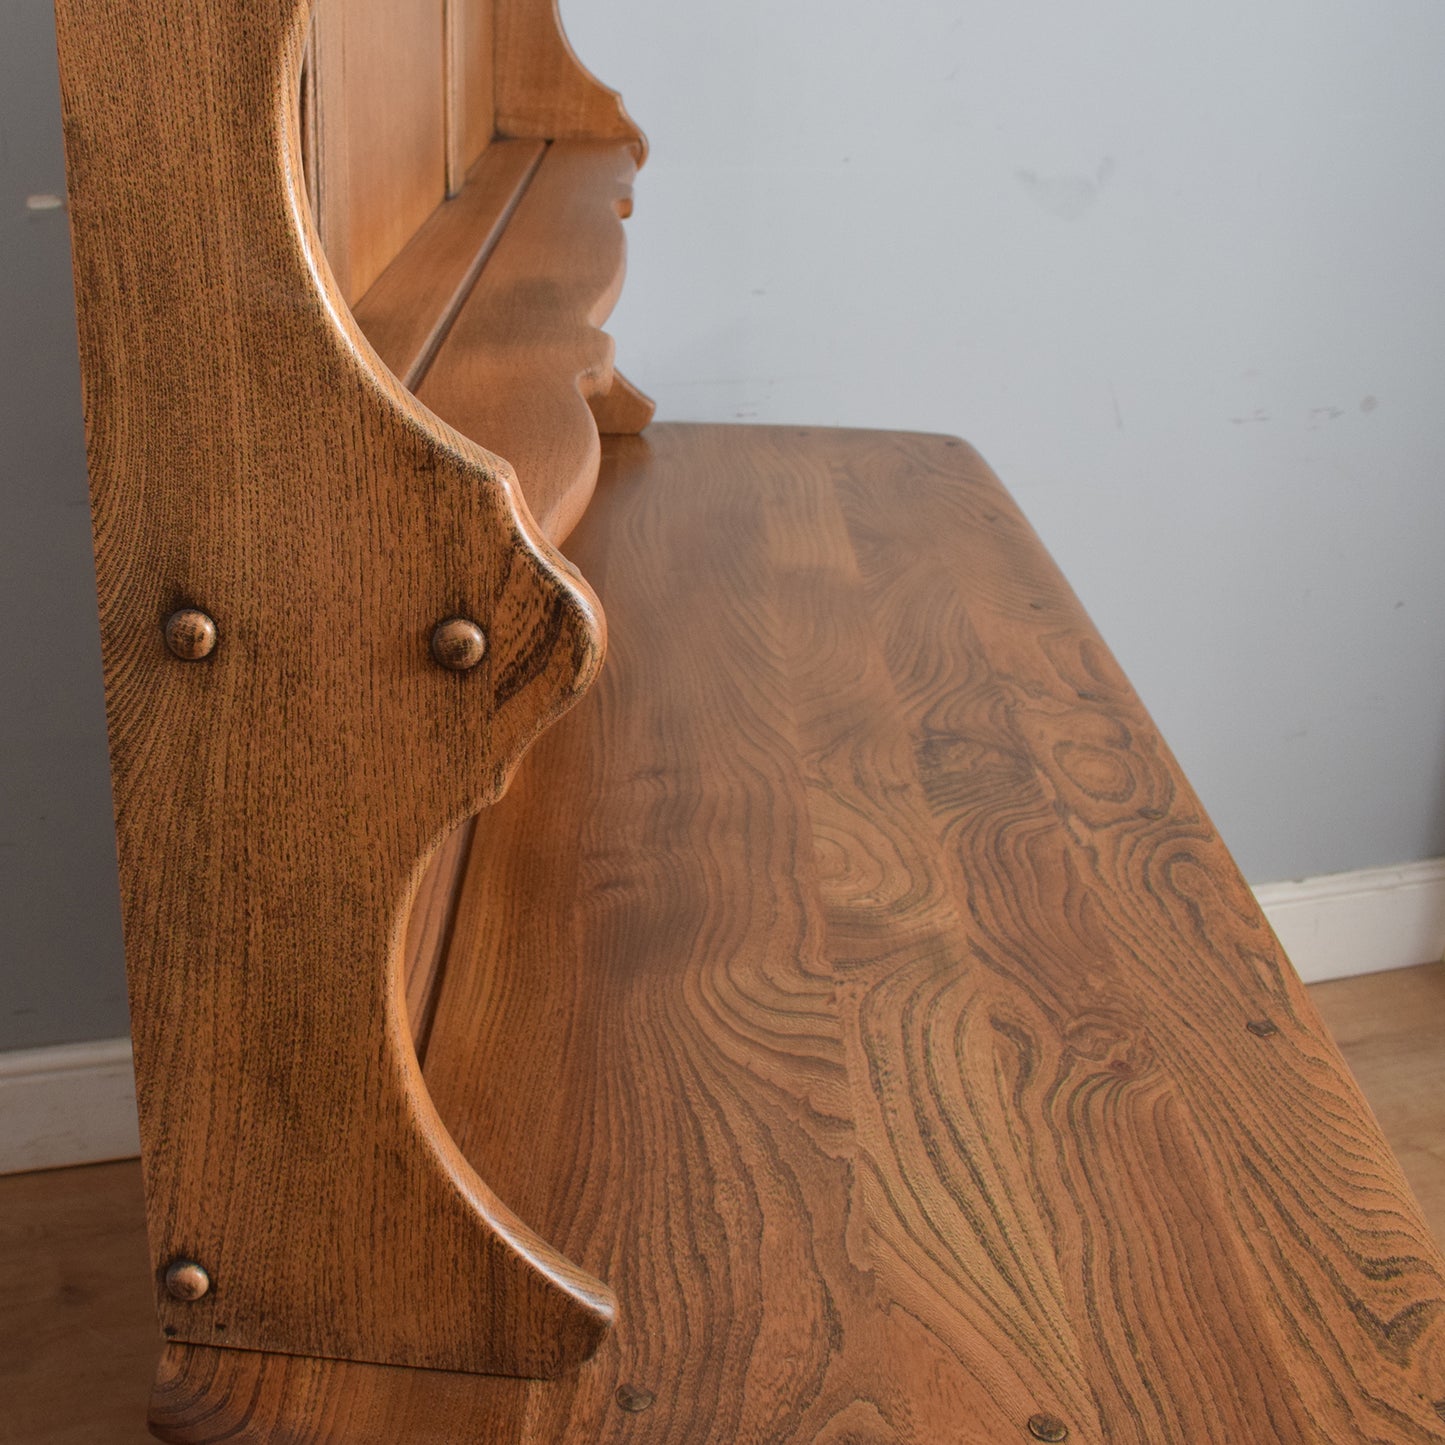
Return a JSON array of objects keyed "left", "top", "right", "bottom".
[{"left": 54, "top": 0, "right": 1445, "bottom": 1440}]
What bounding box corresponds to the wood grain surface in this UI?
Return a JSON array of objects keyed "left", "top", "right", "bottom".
[
  {"left": 493, "top": 0, "right": 645, "bottom": 153},
  {"left": 0, "top": 1163, "right": 156, "bottom": 1445},
  {"left": 427, "top": 425, "right": 1445, "bottom": 1440},
  {"left": 444, "top": 0, "right": 494, "bottom": 194},
  {"left": 310, "top": 0, "right": 448, "bottom": 303},
  {"left": 416, "top": 140, "right": 641, "bottom": 542},
  {"left": 352, "top": 139, "right": 545, "bottom": 389},
  {"left": 54, "top": 0, "right": 613, "bottom": 1378},
  {"left": 401, "top": 816, "right": 477, "bottom": 1061},
  {"left": 147, "top": 426, "right": 1445, "bottom": 1440}
]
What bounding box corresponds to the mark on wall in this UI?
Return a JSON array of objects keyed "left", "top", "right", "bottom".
[
  {"left": 24, "top": 193, "right": 64, "bottom": 211},
  {"left": 1015, "top": 157, "right": 1115, "bottom": 220}
]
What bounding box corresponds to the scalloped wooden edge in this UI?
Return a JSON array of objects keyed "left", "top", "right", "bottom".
[{"left": 494, "top": 0, "right": 648, "bottom": 159}]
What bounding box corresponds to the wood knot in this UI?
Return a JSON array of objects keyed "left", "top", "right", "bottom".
[
  {"left": 1027, "top": 1414, "right": 1069, "bottom": 1441},
  {"left": 614, "top": 1383, "right": 655, "bottom": 1413}
]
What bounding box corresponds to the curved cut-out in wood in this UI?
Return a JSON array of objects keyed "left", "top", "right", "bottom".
[
  {"left": 54, "top": 0, "right": 614, "bottom": 1378},
  {"left": 494, "top": 0, "right": 646, "bottom": 156}
]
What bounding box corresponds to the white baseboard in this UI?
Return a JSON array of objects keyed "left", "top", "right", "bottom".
[
  {"left": 1254, "top": 858, "right": 1445, "bottom": 984},
  {"left": 0, "top": 1036, "right": 139, "bottom": 1176}
]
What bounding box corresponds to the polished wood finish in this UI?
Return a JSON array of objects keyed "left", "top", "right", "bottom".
[
  {"left": 10, "top": 957, "right": 1444, "bottom": 1444},
  {"left": 493, "top": 0, "right": 645, "bottom": 151},
  {"left": 311, "top": 0, "right": 448, "bottom": 303},
  {"left": 0, "top": 1161, "right": 156, "bottom": 1445},
  {"left": 417, "top": 140, "right": 641, "bottom": 542},
  {"left": 1313, "top": 963, "right": 1445, "bottom": 1245},
  {"left": 140, "top": 427, "right": 1445, "bottom": 1441},
  {"left": 54, "top": 0, "right": 613, "bottom": 1378},
  {"left": 353, "top": 139, "right": 544, "bottom": 388}
]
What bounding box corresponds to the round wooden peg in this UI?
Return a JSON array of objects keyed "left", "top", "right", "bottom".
[
  {"left": 164, "top": 609, "right": 217, "bottom": 660},
  {"left": 430, "top": 617, "right": 487, "bottom": 671},
  {"left": 164, "top": 1258, "right": 211, "bottom": 1302}
]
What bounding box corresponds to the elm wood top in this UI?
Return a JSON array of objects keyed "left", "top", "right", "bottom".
[
  {"left": 54, "top": 0, "right": 612, "bottom": 1377},
  {"left": 416, "top": 426, "right": 1444, "bottom": 1440}
]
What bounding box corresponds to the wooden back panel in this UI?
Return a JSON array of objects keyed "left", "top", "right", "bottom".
[
  {"left": 308, "top": 0, "right": 642, "bottom": 304},
  {"left": 309, "top": 0, "right": 493, "bottom": 303}
]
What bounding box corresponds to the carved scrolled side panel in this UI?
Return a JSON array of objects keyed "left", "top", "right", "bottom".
[
  {"left": 54, "top": 0, "right": 613, "bottom": 1378},
  {"left": 494, "top": 0, "right": 648, "bottom": 155}
]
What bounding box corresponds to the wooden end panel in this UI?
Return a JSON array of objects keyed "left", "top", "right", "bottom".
[
  {"left": 54, "top": 0, "right": 613, "bottom": 1379},
  {"left": 417, "top": 140, "right": 638, "bottom": 544},
  {"left": 352, "top": 139, "right": 544, "bottom": 387},
  {"left": 149, "top": 1344, "right": 538, "bottom": 1445}
]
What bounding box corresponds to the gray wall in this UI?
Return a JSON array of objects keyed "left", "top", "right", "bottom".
[
  {"left": 1, "top": 0, "right": 127, "bottom": 1050},
  {"left": 3, "top": 0, "right": 1444, "bottom": 1051},
  {"left": 566, "top": 0, "right": 1445, "bottom": 883}
]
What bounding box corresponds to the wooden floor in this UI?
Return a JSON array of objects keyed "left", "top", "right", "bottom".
[{"left": 3, "top": 966, "right": 1441, "bottom": 1444}]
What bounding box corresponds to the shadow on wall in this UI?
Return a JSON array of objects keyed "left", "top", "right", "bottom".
[{"left": 0, "top": 3, "right": 127, "bottom": 1053}]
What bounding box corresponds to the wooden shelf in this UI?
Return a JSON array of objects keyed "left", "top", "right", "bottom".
[{"left": 353, "top": 138, "right": 643, "bottom": 544}]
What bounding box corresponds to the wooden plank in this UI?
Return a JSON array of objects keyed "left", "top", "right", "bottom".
[
  {"left": 352, "top": 139, "right": 543, "bottom": 387},
  {"left": 311, "top": 0, "right": 448, "bottom": 303},
  {"left": 493, "top": 0, "right": 644, "bottom": 150},
  {"left": 418, "top": 426, "right": 1445, "bottom": 1439},
  {"left": 417, "top": 140, "right": 637, "bottom": 543},
  {"left": 0, "top": 1161, "right": 156, "bottom": 1445},
  {"left": 53, "top": 0, "right": 611, "bottom": 1378},
  {"left": 148, "top": 1345, "right": 533, "bottom": 1445},
  {"left": 401, "top": 816, "right": 477, "bottom": 1061},
  {"left": 444, "top": 0, "right": 495, "bottom": 195}
]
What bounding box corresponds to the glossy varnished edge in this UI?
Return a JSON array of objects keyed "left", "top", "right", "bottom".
[{"left": 53, "top": 0, "right": 616, "bottom": 1383}]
